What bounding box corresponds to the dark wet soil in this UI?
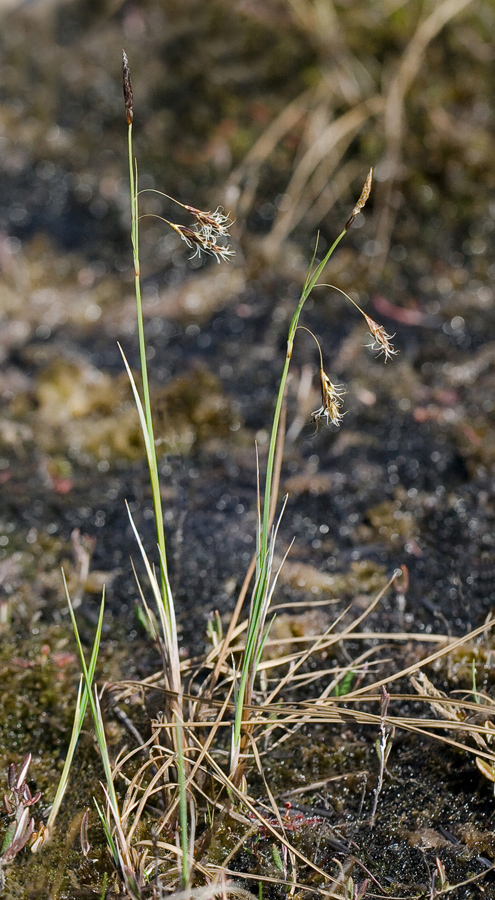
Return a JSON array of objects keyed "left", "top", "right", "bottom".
[{"left": 1, "top": 0, "right": 495, "bottom": 896}]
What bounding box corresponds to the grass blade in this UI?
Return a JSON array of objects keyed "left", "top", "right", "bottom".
[{"left": 45, "top": 574, "right": 107, "bottom": 837}]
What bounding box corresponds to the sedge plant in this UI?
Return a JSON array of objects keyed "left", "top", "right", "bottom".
[
  {"left": 44, "top": 53, "right": 235, "bottom": 893},
  {"left": 123, "top": 51, "right": 193, "bottom": 890},
  {"left": 48, "top": 52, "right": 398, "bottom": 893},
  {"left": 122, "top": 52, "right": 181, "bottom": 711},
  {"left": 229, "top": 167, "right": 400, "bottom": 784},
  {"left": 122, "top": 51, "right": 397, "bottom": 793},
  {"left": 20, "top": 47, "right": 495, "bottom": 900},
  {"left": 122, "top": 49, "right": 238, "bottom": 887}
]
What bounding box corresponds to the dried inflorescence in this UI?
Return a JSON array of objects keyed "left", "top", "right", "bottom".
[
  {"left": 307, "top": 307, "right": 397, "bottom": 429},
  {"left": 142, "top": 193, "right": 235, "bottom": 263},
  {"left": 298, "top": 263, "right": 398, "bottom": 433}
]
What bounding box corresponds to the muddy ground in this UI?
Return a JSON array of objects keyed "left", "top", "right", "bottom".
[{"left": 1, "top": 1, "right": 495, "bottom": 897}]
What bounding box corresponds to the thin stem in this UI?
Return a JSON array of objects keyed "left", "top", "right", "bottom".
[
  {"left": 175, "top": 711, "right": 190, "bottom": 888},
  {"left": 297, "top": 325, "right": 324, "bottom": 370},
  {"left": 127, "top": 122, "right": 171, "bottom": 620},
  {"left": 231, "top": 228, "right": 348, "bottom": 777},
  {"left": 260, "top": 228, "right": 346, "bottom": 560}
]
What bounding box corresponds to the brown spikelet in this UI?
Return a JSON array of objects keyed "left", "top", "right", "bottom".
[
  {"left": 345, "top": 167, "right": 373, "bottom": 230},
  {"left": 167, "top": 221, "right": 235, "bottom": 263},
  {"left": 364, "top": 314, "right": 398, "bottom": 361},
  {"left": 312, "top": 368, "right": 346, "bottom": 427},
  {"left": 297, "top": 326, "right": 346, "bottom": 427},
  {"left": 183, "top": 204, "right": 233, "bottom": 236},
  {"left": 122, "top": 50, "right": 133, "bottom": 125}
]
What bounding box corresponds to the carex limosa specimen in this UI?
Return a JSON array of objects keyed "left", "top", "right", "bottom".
[
  {"left": 230, "top": 167, "right": 398, "bottom": 786},
  {"left": 122, "top": 51, "right": 237, "bottom": 883}
]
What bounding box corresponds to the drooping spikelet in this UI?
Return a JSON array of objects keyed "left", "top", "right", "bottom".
[
  {"left": 166, "top": 221, "right": 235, "bottom": 263},
  {"left": 322, "top": 285, "right": 399, "bottom": 363},
  {"left": 364, "top": 314, "right": 398, "bottom": 362},
  {"left": 139, "top": 191, "right": 235, "bottom": 262},
  {"left": 297, "top": 327, "right": 346, "bottom": 428},
  {"left": 182, "top": 204, "right": 233, "bottom": 238},
  {"left": 311, "top": 368, "right": 346, "bottom": 427}
]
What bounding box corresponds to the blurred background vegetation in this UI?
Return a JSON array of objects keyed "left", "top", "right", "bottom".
[
  {"left": 1, "top": 0, "right": 493, "bottom": 283},
  {"left": 0, "top": 2, "right": 495, "bottom": 894},
  {"left": 0, "top": 0, "right": 494, "bottom": 626},
  {"left": 1, "top": 0, "right": 495, "bottom": 667}
]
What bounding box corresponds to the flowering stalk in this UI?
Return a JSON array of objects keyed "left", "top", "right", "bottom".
[
  {"left": 317, "top": 282, "right": 398, "bottom": 363},
  {"left": 231, "top": 171, "right": 376, "bottom": 783},
  {"left": 260, "top": 167, "right": 374, "bottom": 550},
  {"left": 232, "top": 234, "right": 348, "bottom": 781},
  {"left": 121, "top": 49, "right": 235, "bottom": 868},
  {"left": 344, "top": 166, "right": 373, "bottom": 231},
  {"left": 260, "top": 225, "right": 349, "bottom": 559},
  {"left": 122, "top": 51, "right": 175, "bottom": 640}
]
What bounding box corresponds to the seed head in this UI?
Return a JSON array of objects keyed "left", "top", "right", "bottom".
[
  {"left": 183, "top": 204, "right": 233, "bottom": 237},
  {"left": 168, "top": 221, "right": 235, "bottom": 263},
  {"left": 312, "top": 369, "right": 346, "bottom": 427},
  {"left": 205, "top": 239, "right": 236, "bottom": 263},
  {"left": 140, "top": 192, "right": 235, "bottom": 262},
  {"left": 122, "top": 50, "right": 133, "bottom": 125},
  {"left": 345, "top": 167, "right": 373, "bottom": 230},
  {"left": 364, "top": 315, "right": 398, "bottom": 361}
]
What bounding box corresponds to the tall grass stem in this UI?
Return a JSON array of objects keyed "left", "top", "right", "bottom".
[
  {"left": 261, "top": 228, "right": 346, "bottom": 556},
  {"left": 126, "top": 121, "right": 174, "bottom": 632},
  {"left": 231, "top": 228, "right": 347, "bottom": 773},
  {"left": 175, "top": 711, "right": 190, "bottom": 888}
]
